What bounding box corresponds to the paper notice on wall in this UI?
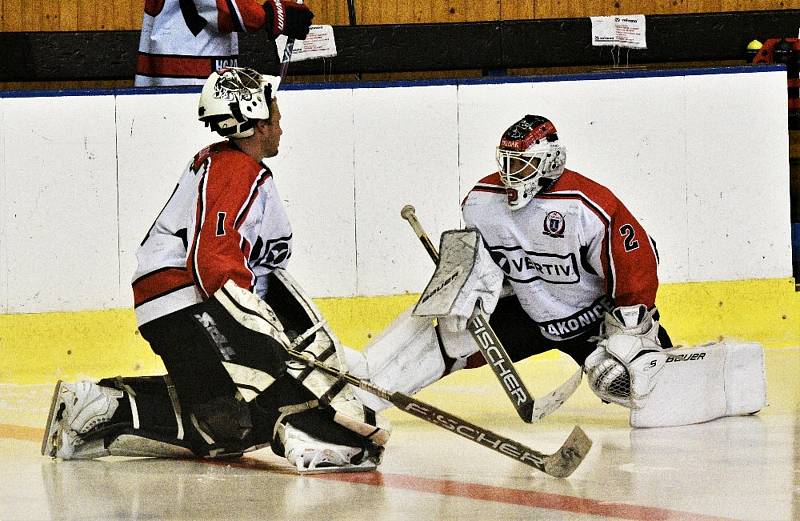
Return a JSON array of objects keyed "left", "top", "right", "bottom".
[
  {"left": 590, "top": 15, "right": 647, "bottom": 49},
  {"left": 276, "top": 25, "right": 337, "bottom": 63}
]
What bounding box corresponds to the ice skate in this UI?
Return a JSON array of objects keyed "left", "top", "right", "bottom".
[
  {"left": 41, "top": 380, "right": 121, "bottom": 459},
  {"left": 278, "top": 422, "right": 381, "bottom": 474}
]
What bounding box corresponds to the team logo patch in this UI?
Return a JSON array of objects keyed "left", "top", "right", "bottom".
[{"left": 543, "top": 211, "right": 565, "bottom": 238}]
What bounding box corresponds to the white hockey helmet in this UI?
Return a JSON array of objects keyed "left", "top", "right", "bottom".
[
  {"left": 198, "top": 67, "right": 281, "bottom": 139},
  {"left": 496, "top": 115, "right": 567, "bottom": 210}
]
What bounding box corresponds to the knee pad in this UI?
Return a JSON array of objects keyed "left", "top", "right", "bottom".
[
  {"left": 191, "top": 395, "right": 253, "bottom": 451},
  {"left": 176, "top": 278, "right": 391, "bottom": 455},
  {"left": 254, "top": 374, "right": 384, "bottom": 461}
]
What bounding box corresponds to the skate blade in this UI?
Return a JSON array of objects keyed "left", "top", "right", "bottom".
[
  {"left": 41, "top": 380, "right": 65, "bottom": 457},
  {"left": 295, "top": 461, "right": 378, "bottom": 475}
]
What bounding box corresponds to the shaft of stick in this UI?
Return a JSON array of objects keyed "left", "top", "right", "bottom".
[
  {"left": 347, "top": 0, "right": 357, "bottom": 25},
  {"left": 278, "top": 0, "right": 303, "bottom": 82},
  {"left": 400, "top": 205, "right": 440, "bottom": 263},
  {"left": 282, "top": 346, "right": 590, "bottom": 477}
]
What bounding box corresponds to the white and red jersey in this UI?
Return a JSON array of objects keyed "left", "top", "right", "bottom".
[
  {"left": 135, "top": 0, "right": 267, "bottom": 86},
  {"left": 133, "top": 141, "right": 292, "bottom": 326},
  {"left": 462, "top": 169, "right": 659, "bottom": 342}
]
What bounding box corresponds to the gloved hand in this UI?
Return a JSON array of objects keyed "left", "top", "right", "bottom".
[
  {"left": 437, "top": 241, "right": 504, "bottom": 333},
  {"left": 263, "top": 0, "right": 314, "bottom": 40},
  {"left": 584, "top": 305, "right": 666, "bottom": 408}
]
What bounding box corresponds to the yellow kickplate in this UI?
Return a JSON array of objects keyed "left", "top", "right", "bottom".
[{"left": 1, "top": 280, "right": 797, "bottom": 384}]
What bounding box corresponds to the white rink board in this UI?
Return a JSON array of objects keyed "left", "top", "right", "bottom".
[
  {"left": 267, "top": 88, "right": 359, "bottom": 298},
  {"left": 684, "top": 72, "right": 791, "bottom": 281},
  {"left": 1, "top": 96, "right": 121, "bottom": 313},
  {"left": 0, "top": 67, "right": 791, "bottom": 313},
  {"left": 116, "top": 92, "right": 214, "bottom": 305},
  {"left": 353, "top": 85, "right": 462, "bottom": 295}
]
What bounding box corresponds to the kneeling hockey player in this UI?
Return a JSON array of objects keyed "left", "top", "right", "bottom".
[{"left": 43, "top": 68, "right": 390, "bottom": 472}]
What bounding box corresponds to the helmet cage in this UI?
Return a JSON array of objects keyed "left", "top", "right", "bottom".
[{"left": 496, "top": 139, "right": 566, "bottom": 208}]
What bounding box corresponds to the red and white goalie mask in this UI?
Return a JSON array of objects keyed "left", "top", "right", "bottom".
[{"left": 496, "top": 115, "right": 567, "bottom": 210}]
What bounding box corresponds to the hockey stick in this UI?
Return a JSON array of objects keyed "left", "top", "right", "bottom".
[
  {"left": 347, "top": 0, "right": 357, "bottom": 26},
  {"left": 401, "top": 205, "right": 536, "bottom": 422},
  {"left": 400, "top": 205, "right": 584, "bottom": 423},
  {"left": 278, "top": 0, "right": 303, "bottom": 82},
  {"left": 283, "top": 339, "right": 591, "bottom": 478}
]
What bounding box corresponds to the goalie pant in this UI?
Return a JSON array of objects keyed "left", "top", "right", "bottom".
[{"left": 61, "top": 275, "right": 389, "bottom": 461}]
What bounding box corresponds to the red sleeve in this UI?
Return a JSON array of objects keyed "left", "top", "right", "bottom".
[
  {"left": 215, "top": 0, "right": 266, "bottom": 33},
  {"left": 550, "top": 171, "right": 659, "bottom": 308},
  {"left": 188, "top": 149, "right": 268, "bottom": 298},
  {"left": 606, "top": 202, "right": 659, "bottom": 308}
]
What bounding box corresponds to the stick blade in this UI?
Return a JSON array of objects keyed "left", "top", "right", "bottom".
[
  {"left": 543, "top": 425, "right": 592, "bottom": 478},
  {"left": 519, "top": 401, "right": 535, "bottom": 423}
]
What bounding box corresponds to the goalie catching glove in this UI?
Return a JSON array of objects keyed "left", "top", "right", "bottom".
[
  {"left": 413, "top": 229, "right": 505, "bottom": 339},
  {"left": 584, "top": 304, "right": 667, "bottom": 409}
]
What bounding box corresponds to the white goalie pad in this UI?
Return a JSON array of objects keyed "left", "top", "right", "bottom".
[
  {"left": 344, "top": 306, "right": 475, "bottom": 412},
  {"left": 269, "top": 270, "right": 392, "bottom": 446},
  {"left": 217, "top": 275, "right": 391, "bottom": 446},
  {"left": 630, "top": 341, "right": 767, "bottom": 428},
  {"left": 413, "top": 229, "right": 504, "bottom": 332}
]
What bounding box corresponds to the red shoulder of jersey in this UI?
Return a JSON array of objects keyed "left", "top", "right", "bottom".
[
  {"left": 542, "top": 169, "right": 621, "bottom": 217},
  {"left": 462, "top": 172, "right": 506, "bottom": 206},
  {"left": 540, "top": 169, "right": 659, "bottom": 308}
]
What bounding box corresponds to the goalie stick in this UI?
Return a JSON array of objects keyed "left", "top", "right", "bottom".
[
  {"left": 401, "top": 205, "right": 535, "bottom": 422},
  {"left": 284, "top": 327, "right": 591, "bottom": 478},
  {"left": 400, "top": 204, "right": 584, "bottom": 423}
]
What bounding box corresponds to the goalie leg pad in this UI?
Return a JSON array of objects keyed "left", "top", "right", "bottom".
[
  {"left": 214, "top": 275, "right": 392, "bottom": 452},
  {"left": 255, "top": 374, "right": 385, "bottom": 466},
  {"left": 262, "top": 271, "right": 392, "bottom": 446},
  {"left": 97, "top": 375, "right": 232, "bottom": 458},
  {"left": 42, "top": 376, "right": 203, "bottom": 459},
  {"left": 344, "top": 306, "right": 475, "bottom": 412},
  {"left": 630, "top": 341, "right": 766, "bottom": 428}
]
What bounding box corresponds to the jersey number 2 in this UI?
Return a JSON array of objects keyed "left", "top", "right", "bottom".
[{"left": 619, "top": 224, "right": 639, "bottom": 252}]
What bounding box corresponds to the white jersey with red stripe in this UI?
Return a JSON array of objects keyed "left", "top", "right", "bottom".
[
  {"left": 133, "top": 141, "right": 292, "bottom": 326},
  {"left": 135, "top": 0, "right": 267, "bottom": 86},
  {"left": 462, "top": 169, "right": 659, "bottom": 342}
]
